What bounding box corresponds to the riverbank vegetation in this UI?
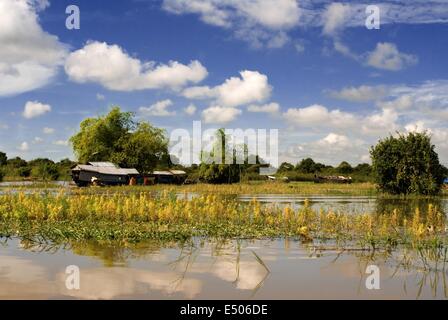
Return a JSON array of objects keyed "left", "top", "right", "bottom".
[{"left": 0, "top": 191, "right": 447, "bottom": 248}]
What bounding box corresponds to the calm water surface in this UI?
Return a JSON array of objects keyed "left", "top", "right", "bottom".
[{"left": 0, "top": 238, "right": 447, "bottom": 300}]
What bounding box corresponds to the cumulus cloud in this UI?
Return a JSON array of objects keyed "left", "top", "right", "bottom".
[
  {"left": 322, "top": 3, "right": 351, "bottom": 36},
  {"left": 283, "top": 104, "right": 357, "bottom": 129},
  {"left": 96, "top": 93, "right": 105, "bottom": 101},
  {"left": 247, "top": 102, "right": 280, "bottom": 114},
  {"left": 377, "top": 95, "right": 413, "bottom": 110},
  {"left": 162, "top": 0, "right": 300, "bottom": 48},
  {"left": 162, "top": 0, "right": 448, "bottom": 49},
  {"left": 330, "top": 85, "right": 387, "bottom": 102},
  {"left": 362, "top": 108, "right": 399, "bottom": 135},
  {"left": 17, "top": 142, "right": 29, "bottom": 152},
  {"left": 43, "top": 127, "right": 55, "bottom": 134},
  {"left": 182, "top": 70, "right": 272, "bottom": 107},
  {"left": 367, "top": 42, "right": 418, "bottom": 71},
  {"left": 139, "top": 99, "right": 176, "bottom": 117},
  {"left": 33, "top": 137, "right": 43, "bottom": 144},
  {"left": 282, "top": 132, "right": 367, "bottom": 166},
  {"left": 202, "top": 106, "right": 242, "bottom": 124},
  {"left": 0, "top": 0, "right": 67, "bottom": 96},
  {"left": 65, "top": 41, "right": 208, "bottom": 91},
  {"left": 53, "top": 140, "right": 68, "bottom": 146},
  {"left": 22, "top": 101, "right": 51, "bottom": 119},
  {"left": 184, "top": 104, "right": 197, "bottom": 116}
]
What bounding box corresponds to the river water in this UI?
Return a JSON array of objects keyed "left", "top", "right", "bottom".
[
  {"left": 0, "top": 238, "right": 446, "bottom": 300},
  {"left": 1, "top": 188, "right": 447, "bottom": 299}
]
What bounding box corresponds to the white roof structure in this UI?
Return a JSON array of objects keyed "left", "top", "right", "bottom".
[
  {"left": 152, "top": 170, "right": 187, "bottom": 175},
  {"left": 73, "top": 163, "right": 139, "bottom": 175},
  {"left": 169, "top": 170, "right": 187, "bottom": 175},
  {"left": 152, "top": 171, "right": 173, "bottom": 176},
  {"left": 88, "top": 162, "right": 117, "bottom": 167}
]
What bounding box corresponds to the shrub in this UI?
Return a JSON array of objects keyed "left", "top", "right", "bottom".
[{"left": 370, "top": 132, "right": 446, "bottom": 195}]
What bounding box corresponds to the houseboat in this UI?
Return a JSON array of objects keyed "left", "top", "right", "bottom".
[{"left": 71, "top": 162, "right": 139, "bottom": 187}]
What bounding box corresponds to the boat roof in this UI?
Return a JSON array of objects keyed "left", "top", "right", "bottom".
[
  {"left": 88, "top": 162, "right": 117, "bottom": 167},
  {"left": 73, "top": 164, "right": 139, "bottom": 175},
  {"left": 170, "top": 170, "right": 187, "bottom": 175},
  {"left": 152, "top": 171, "right": 173, "bottom": 176}
]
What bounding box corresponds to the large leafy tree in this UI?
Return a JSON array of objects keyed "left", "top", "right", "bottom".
[
  {"left": 337, "top": 161, "right": 353, "bottom": 174},
  {"left": 198, "top": 129, "right": 252, "bottom": 184},
  {"left": 370, "top": 132, "right": 447, "bottom": 195},
  {"left": 295, "top": 158, "right": 324, "bottom": 173},
  {"left": 70, "top": 107, "right": 169, "bottom": 173}
]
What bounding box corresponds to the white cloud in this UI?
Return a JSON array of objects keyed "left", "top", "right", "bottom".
[
  {"left": 33, "top": 137, "right": 43, "bottom": 144},
  {"left": 362, "top": 108, "right": 399, "bottom": 135},
  {"left": 318, "top": 133, "right": 351, "bottom": 148},
  {"left": 405, "top": 120, "right": 427, "bottom": 133},
  {"left": 53, "top": 140, "right": 68, "bottom": 146},
  {"left": 294, "top": 41, "right": 305, "bottom": 54},
  {"left": 184, "top": 104, "right": 197, "bottom": 116},
  {"left": 283, "top": 104, "right": 356, "bottom": 129},
  {"left": 247, "top": 102, "right": 279, "bottom": 114},
  {"left": 43, "top": 127, "right": 55, "bottom": 134},
  {"left": 18, "top": 142, "right": 29, "bottom": 152},
  {"left": 202, "top": 106, "right": 242, "bottom": 124},
  {"left": 367, "top": 42, "right": 418, "bottom": 71},
  {"left": 234, "top": 0, "right": 300, "bottom": 30},
  {"left": 22, "top": 101, "right": 51, "bottom": 119},
  {"left": 139, "top": 99, "right": 176, "bottom": 117},
  {"left": 183, "top": 70, "right": 272, "bottom": 107},
  {"left": 162, "top": 0, "right": 448, "bottom": 49},
  {"left": 0, "top": 0, "right": 67, "bottom": 96},
  {"left": 330, "top": 85, "right": 387, "bottom": 102},
  {"left": 322, "top": 3, "right": 351, "bottom": 36},
  {"left": 282, "top": 133, "right": 367, "bottom": 166},
  {"left": 162, "top": 0, "right": 300, "bottom": 48},
  {"left": 377, "top": 95, "right": 413, "bottom": 110},
  {"left": 65, "top": 41, "right": 208, "bottom": 91},
  {"left": 96, "top": 93, "right": 105, "bottom": 101}
]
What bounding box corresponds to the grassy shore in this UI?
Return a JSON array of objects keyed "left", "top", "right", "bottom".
[
  {"left": 1, "top": 181, "right": 446, "bottom": 197},
  {"left": 0, "top": 191, "right": 447, "bottom": 248}
]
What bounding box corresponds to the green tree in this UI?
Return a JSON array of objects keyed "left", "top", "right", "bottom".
[
  {"left": 29, "top": 159, "right": 59, "bottom": 181},
  {"left": 198, "top": 129, "right": 248, "bottom": 184},
  {"left": 70, "top": 107, "right": 170, "bottom": 173},
  {"left": 0, "top": 151, "right": 6, "bottom": 166},
  {"left": 6, "top": 157, "right": 27, "bottom": 168},
  {"left": 296, "top": 158, "right": 317, "bottom": 173},
  {"left": 370, "top": 132, "right": 446, "bottom": 195},
  {"left": 17, "top": 167, "right": 31, "bottom": 178},
  {"left": 70, "top": 107, "right": 135, "bottom": 163},
  {"left": 111, "top": 122, "right": 169, "bottom": 173},
  {"left": 337, "top": 161, "right": 353, "bottom": 174},
  {"left": 354, "top": 163, "right": 372, "bottom": 176},
  {"left": 278, "top": 162, "right": 294, "bottom": 172}
]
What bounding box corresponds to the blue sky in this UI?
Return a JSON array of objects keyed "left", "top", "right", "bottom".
[{"left": 1, "top": 0, "right": 448, "bottom": 166}]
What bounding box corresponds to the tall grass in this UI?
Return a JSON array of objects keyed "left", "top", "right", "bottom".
[{"left": 0, "top": 191, "right": 446, "bottom": 247}]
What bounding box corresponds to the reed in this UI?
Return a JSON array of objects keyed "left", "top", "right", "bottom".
[{"left": 0, "top": 190, "right": 446, "bottom": 247}]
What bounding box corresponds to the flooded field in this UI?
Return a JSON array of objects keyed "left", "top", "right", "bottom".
[
  {"left": 237, "top": 194, "right": 448, "bottom": 216},
  {"left": 1, "top": 185, "right": 447, "bottom": 300},
  {"left": 0, "top": 238, "right": 447, "bottom": 300}
]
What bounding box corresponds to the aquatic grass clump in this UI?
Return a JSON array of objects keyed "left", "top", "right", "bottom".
[{"left": 0, "top": 191, "right": 447, "bottom": 247}]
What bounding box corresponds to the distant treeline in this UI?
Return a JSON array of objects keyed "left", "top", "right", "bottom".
[
  {"left": 276, "top": 158, "right": 374, "bottom": 183},
  {"left": 0, "top": 148, "right": 371, "bottom": 183},
  {"left": 0, "top": 152, "right": 76, "bottom": 182}
]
